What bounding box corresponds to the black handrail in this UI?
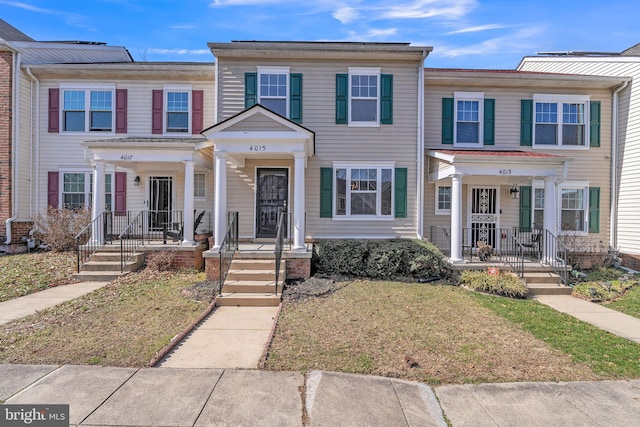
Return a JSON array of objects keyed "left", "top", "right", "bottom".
[
  {"left": 274, "top": 209, "right": 287, "bottom": 296},
  {"left": 75, "top": 211, "right": 111, "bottom": 273},
  {"left": 218, "top": 211, "right": 239, "bottom": 295},
  {"left": 499, "top": 229, "right": 526, "bottom": 279},
  {"left": 543, "top": 230, "right": 570, "bottom": 285},
  {"left": 119, "top": 211, "right": 145, "bottom": 273}
]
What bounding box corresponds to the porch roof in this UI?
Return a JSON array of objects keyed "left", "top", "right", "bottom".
[{"left": 427, "top": 149, "right": 571, "bottom": 182}]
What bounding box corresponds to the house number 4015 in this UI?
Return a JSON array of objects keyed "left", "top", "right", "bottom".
[
  {"left": 498, "top": 169, "right": 512, "bottom": 175},
  {"left": 249, "top": 145, "right": 267, "bottom": 152}
]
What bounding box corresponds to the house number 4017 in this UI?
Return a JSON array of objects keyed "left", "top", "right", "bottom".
[
  {"left": 498, "top": 169, "right": 512, "bottom": 175},
  {"left": 249, "top": 145, "right": 267, "bottom": 152},
  {"left": 120, "top": 155, "right": 133, "bottom": 160}
]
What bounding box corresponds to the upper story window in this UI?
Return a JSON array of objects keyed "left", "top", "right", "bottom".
[
  {"left": 533, "top": 95, "right": 589, "bottom": 148},
  {"left": 62, "top": 87, "right": 114, "bottom": 133},
  {"left": 454, "top": 92, "right": 484, "bottom": 146},
  {"left": 349, "top": 67, "right": 380, "bottom": 125},
  {"left": 166, "top": 90, "right": 190, "bottom": 133},
  {"left": 258, "top": 67, "right": 289, "bottom": 117}
]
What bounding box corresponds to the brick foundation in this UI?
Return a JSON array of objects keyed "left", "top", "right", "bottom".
[
  {"left": 204, "top": 256, "right": 232, "bottom": 282},
  {"left": 0, "top": 51, "right": 13, "bottom": 226},
  {"left": 285, "top": 258, "right": 311, "bottom": 279},
  {"left": 620, "top": 253, "right": 640, "bottom": 271},
  {"left": 143, "top": 243, "right": 207, "bottom": 271}
]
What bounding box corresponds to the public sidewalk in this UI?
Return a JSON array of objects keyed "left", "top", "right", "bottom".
[
  {"left": 0, "top": 281, "right": 108, "bottom": 326},
  {"left": 2, "top": 364, "right": 640, "bottom": 426},
  {"left": 534, "top": 294, "right": 640, "bottom": 343}
]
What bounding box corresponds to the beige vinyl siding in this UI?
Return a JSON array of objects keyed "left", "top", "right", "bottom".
[
  {"left": 520, "top": 57, "right": 639, "bottom": 256},
  {"left": 218, "top": 58, "right": 420, "bottom": 238},
  {"left": 226, "top": 114, "right": 291, "bottom": 131},
  {"left": 424, "top": 83, "right": 612, "bottom": 245}
]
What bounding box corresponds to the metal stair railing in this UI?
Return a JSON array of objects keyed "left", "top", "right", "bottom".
[
  {"left": 218, "top": 212, "right": 239, "bottom": 295},
  {"left": 543, "top": 230, "right": 570, "bottom": 285},
  {"left": 118, "top": 211, "right": 145, "bottom": 273},
  {"left": 274, "top": 209, "right": 287, "bottom": 296}
]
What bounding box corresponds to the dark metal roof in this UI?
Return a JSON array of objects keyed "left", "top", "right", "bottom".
[{"left": 0, "top": 19, "right": 34, "bottom": 42}]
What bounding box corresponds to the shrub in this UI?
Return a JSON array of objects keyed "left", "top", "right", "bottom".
[
  {"left": 145, "top": 251, "right": 176, "bottom": 271},
  {"left": 460, "top": 270, "right": 528, "bottom": 298},
  {"left": 313, "top": 239, "right": 445, "bottom": 279},
  {"left": 572, "top": 272, "right": 639, "bottom": 302},
  {"left": 33, "top": 207, "right": 92, "bottom": 252}
]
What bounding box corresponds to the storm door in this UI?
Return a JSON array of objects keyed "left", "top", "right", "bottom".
[
  {"left": 469, "top": 187, "right": 499, "bottom": 249},
  {"left": 149, "top": 176, "right": 174, "bottom": 231},
  {"left": 256, "top": 168, "right": 288, "bottom": 238}
]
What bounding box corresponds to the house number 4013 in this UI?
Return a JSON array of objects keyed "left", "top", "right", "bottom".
[{"left": 498, "top": 169, "right": 512, "bottom": 175}]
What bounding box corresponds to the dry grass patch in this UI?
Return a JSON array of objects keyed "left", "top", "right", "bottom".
[
  {"left": 0, "top": 252, "right": 77, "bottom": 302},
  {"left": 266, "top": 280, "right": 597, "bottom": 385},
  {"left": 0, "top": 269, "right": 210, "bottom": 367}
]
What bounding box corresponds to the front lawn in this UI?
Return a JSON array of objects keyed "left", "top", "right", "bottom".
[
  {"left": 0, "top": 252, "right": 77, "bottom": 302},
  {"left": 265, "top": 280, "right": 637, "bottom": 384},
  {"left": 0, "top": 269, "right": 210, "bottom": 367},
  {"left": 605, "top": 285, "right": 640, "bottom": 319}
]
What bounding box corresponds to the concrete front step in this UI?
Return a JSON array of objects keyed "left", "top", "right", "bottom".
[
  {"left": 222, "top": 280, "right": 283, "bottom": 294},
  {"left": 527, "top": 283, "right": 573, "bottom": 296},
  {"left": 89, "top": 252, "right": 144, "bottom": 263},
  {"left": 522, "top": 272, "right": 563, "bottom": 285},
  {"left": 230, "top": 259, "right": 278, "bottom": 271},
  {"left": 71, "top": 270, "right": 130, "bottom": 282},
  {"left": 79, "top": 260, "right": 141, "bottom": 272},
  {"left": 226, "top": 269, "right": 284, "bottom": 282},
  {"left": 216, "top": 293, "right": 281, "bottom": 307}
]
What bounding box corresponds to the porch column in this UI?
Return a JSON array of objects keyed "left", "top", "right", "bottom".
[
  {"left": 181, "top": 160, "right": 196, "bottom": 246},
  {"left": 293, "top": 152, "right": 306, "bottom": 251},
  {"left": 90, "top": 160, "right": 106, "bottom": 245},
  {"left": 213, "top": 152, "right": 227, "bottom": 250},
  {"left": 543, "top": 177, "right": 557, "bottom": 263},
  {"left": 450, "top": 173, "right": 464, "bottom": 263}
]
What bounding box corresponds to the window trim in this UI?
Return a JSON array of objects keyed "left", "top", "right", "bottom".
[
  {"left": 257, "top": 66, "right": 290, "bottom": 118},
  {"left": 435, "top": 184, "right": 452, "bottom": 215},
  {"left": 558, "top": 181, "right": 589, "bottom": 235},
  {"left": 453, "top": 91, "right": 484, "bottom": 147},
  {"left": 194, "top": 171, "right": 207, "bottom": 200},
  {"left": 59, "top": 169, "right": 114, "bottom": 211},
  {"left": 532, "top": 94, "right": 590, "bottom": 150},
  {"left": 348, "top": 67, "right": 381, "bottom": 127},
  {"left": 163, "top": 86, "right": 192, "bottom": 135},
  {"left": 59, "top": 84, "right": 115, "bottom": 134},
  {"left": 332, "top": 162, "right": 395, "bottom": 220}
]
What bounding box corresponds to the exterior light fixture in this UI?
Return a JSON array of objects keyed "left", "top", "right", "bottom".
[
  {"left": 134, "top": 176, "right": 141, "bottom": 186},
  {"left": 509, "top": 184, "right": 519, "bottom": 200}
]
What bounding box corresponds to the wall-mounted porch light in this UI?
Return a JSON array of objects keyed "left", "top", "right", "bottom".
[
  {"left": 134, "top": 176, "right": 141, "bottom": 186},
  {"left": 509, "top": 184, "right": 519, "bottom": 200}
]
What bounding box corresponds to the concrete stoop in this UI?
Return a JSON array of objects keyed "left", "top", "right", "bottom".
[
  {"left": 523, "top": 270, "right": 572, "bottom": 296},
  {"left": 216, "top": 258, "right": 284, "bottom": 307},
  {"left": 72, "top": 246, "right": 145, "bottom": 282}
]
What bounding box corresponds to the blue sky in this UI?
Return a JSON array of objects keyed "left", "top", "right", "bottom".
[{"left": 1, "top": 0, "right": 638, "bottom": 68}]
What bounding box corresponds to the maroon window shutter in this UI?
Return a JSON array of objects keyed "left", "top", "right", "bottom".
[
  {"left": 48, "top": 171, "right": 59, "bottom": 208},
  {"left": 152, "top": 90, "right": 163, "bottom": 134},
  {"left": 115, "top": 89, "right": 128, "bottom": 133},
  {"left": 114, "top": 172, "right": 127, "bottom": 216},
  {"left": 192, "top": 90, "right": 204, "bottom": 134},
  {"left": 48, "top": 89, "right": 59, "bottom": 133}
]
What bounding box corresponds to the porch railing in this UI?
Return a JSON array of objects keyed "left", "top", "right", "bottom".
[
  {"left": 499, "top": 229, "right": 527, "bottom": 279},
  {"left": 74, "top": 211, "right": 132, "bottom": 272},
  {"left": 274, "top": 209, "right": 287, "bottom": 296},
  {"left": 543, "top": 230, "right": 570, "bottom": 285},
  {"left": 119, "top": 211, "right": 145, "bottom": 273},
  {"left": 218, "top": 211, "right": 239, "bottom": 295}
]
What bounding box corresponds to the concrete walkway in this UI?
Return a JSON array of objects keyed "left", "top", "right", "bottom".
[
  {"left": 2, "top": 364, "right": 640, "bottom": 426},
  {"left": 534, "top": 295, "right": 640, "bottom": 343},
  {"left": 0, "top": 281, "right": 108, "bottom": 326},
  {"left": 158, "top": 306, "right": 279, "bottom": 369}
]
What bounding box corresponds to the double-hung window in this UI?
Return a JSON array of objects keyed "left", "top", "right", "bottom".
[
  {"left": 62, "top": 171, "right": 112, "bottom": 210},
  {"left": 349, "top": 67, "right": 379, "bottom": 125},
  {"left": 454, "top": 92, "right": 484, "bottom": 146},
  {"left": 560, "top": 186, "right": 588, "bottom": 233},
  {"left": 258, "top": 67, "right": 289, "bottom": 117},
  {"left": 62, "top": 87, "right": 114, "bottom": 132},
  {"left": 533, "top": 95, "right": 589, "bottom": 147},
  {"left": 335, "top": 164, "right": 393, "bottom": 218},
  {"left": 166, "top": 90, "right": 190, "bottom": 133},
  {"left": 194, "top": 172, "right": 206, "bottom": 199},
  {"left": 436, "top": 185, "right": 451, "bottom": 215},
  {"left": 533, "top": 187, "right": 544, "bottom": 229}
]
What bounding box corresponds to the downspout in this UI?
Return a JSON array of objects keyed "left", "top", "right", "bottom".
[
  {"left": 5, "top": 48, "right": 19, "bottom": 244},
  {"left": 611, "top": 80, "right": 629, "bottom": 250},
  {"left": 416, "top": 50, "right": 428, "bottom": 239},
  {"left": 26, "top": 67, "right": 40, "bottom": 220}
]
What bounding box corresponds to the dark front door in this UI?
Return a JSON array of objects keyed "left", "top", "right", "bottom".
[
  {"left": 256, "top": 168, "right": 288, "bottom": 238},
  {"left": 149, "top": 176, "right": 174, "bottom": 231}
]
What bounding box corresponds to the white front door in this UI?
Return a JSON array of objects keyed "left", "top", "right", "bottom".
[{"left": 468, "top": 187, "right": 500, "bottom": 249}]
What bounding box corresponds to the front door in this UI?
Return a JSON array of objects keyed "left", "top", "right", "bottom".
[
  {"left": 256, "top": 168, "right": 288, "bottom": 238},
  {"left": 149, "top": 176, "right": 174, "bottom": 231},
  {"left": 469, "top": 187, "right": 499, "bottom": 249}
]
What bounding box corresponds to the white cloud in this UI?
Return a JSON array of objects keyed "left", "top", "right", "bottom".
[
  {"left": 436, "top": 26, "right": 544, "bottom": 58},
  {"left": 345, "top": 27, "right": 398, "bottom": 41},
  {"left": 169, "top": 24, "right": 197, "bottom": 30},
  {"left": 333, "top": 6, "right": 359, "bottom": 24},
  {"left": 446, "top": 24, "right": 508, "bottom": 35},
  {"left": 380, "top": 0, "right": 477, "bottom": 20},
  {"left": 147, "top": 48, "right": 211, "bottom": 55},
  {"left": 0, "top": 0, "right": 93, "bottom": 30}
]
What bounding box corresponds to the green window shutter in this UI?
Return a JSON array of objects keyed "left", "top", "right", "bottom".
[
  {"left": 290, "top": 73, "right": 302, "bottom": 123},
  {"left": 590, "top": 101, "right": 601, "bottom": 147},
  {"left": 519, "top": 186, "right": 532, "bottom": 230},
  {"left": 335, "top": 74, "right": 348, "bottom": 124},
  {"left": 320, "top": 168, "right": 333, "bottom": 218},
  {"left": 520, "top": 99, "right": 533, "bottom": 146},
  {"left": 381, "top": 74, "right": 393, "bottom": 124},
  {"left": 483, "top": 98, "right": 495, "bottom": 145},
  {"left": 244, "top": 72, "right": 257, "bottom": 108},
  {"left": 442, "top": 98, "right": 454, "bottom": 145},
  {"left": 589, "top": 187, "right": 600, "bottom": 233},
  {"left": 394, "top": 168, "right": 408, "bottom": 218}
]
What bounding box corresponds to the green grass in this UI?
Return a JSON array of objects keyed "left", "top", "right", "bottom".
[
  {"left": 0, "top": 252, "right": 77, "bottom": 302},
  {"left": 472, "top": 293, "right": 640, "bottom": 378},
  {"left": 606, "top": 285, "right": 640, "bottom": 319}
]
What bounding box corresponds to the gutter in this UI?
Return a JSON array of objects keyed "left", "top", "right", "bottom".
[
  {"left": 416, "top": 50, "right": 428, "bottom": 239},
  {"left": 611, "top": 80, "right": 629, "bottom": 249}
]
